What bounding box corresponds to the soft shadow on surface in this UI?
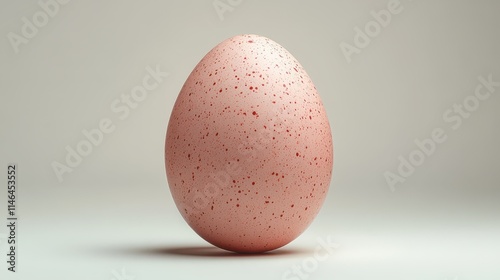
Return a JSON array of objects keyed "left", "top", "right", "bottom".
[
  {"left": 146, "top": 245, "right": 308, "bottom": 257},
  {"left": 96, "top": 244, "right": 312, "bottom": 258}
]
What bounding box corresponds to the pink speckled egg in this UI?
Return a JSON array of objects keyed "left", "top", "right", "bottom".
[{"left": 165, "top": 34, "right": 333, "bottom": 253}]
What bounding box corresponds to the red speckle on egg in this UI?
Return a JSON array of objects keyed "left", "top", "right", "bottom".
[{"left": 165, "top": 34, "right": 333, "bottom": 253}]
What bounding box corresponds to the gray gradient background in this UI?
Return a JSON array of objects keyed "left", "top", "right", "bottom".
[{"left": 1, "top": 0, "right": 499, "bottom": 279}]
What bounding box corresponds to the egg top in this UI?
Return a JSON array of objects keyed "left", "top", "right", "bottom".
[{"left": 165, "top": 34, "right": 333, "bottom": 253}]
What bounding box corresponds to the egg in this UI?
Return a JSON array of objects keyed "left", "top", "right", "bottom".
[{"left": 165, "top": 34, "right": 333, "bottom": 253}]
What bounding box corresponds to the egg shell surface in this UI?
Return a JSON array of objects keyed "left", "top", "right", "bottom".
[{"left": 165, "top": 34, "right": 333, "bottom": 253}]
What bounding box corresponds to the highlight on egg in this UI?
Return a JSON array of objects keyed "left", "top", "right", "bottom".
[{"left": 165, "top": 34, "right": 333, "bottom": 253}]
